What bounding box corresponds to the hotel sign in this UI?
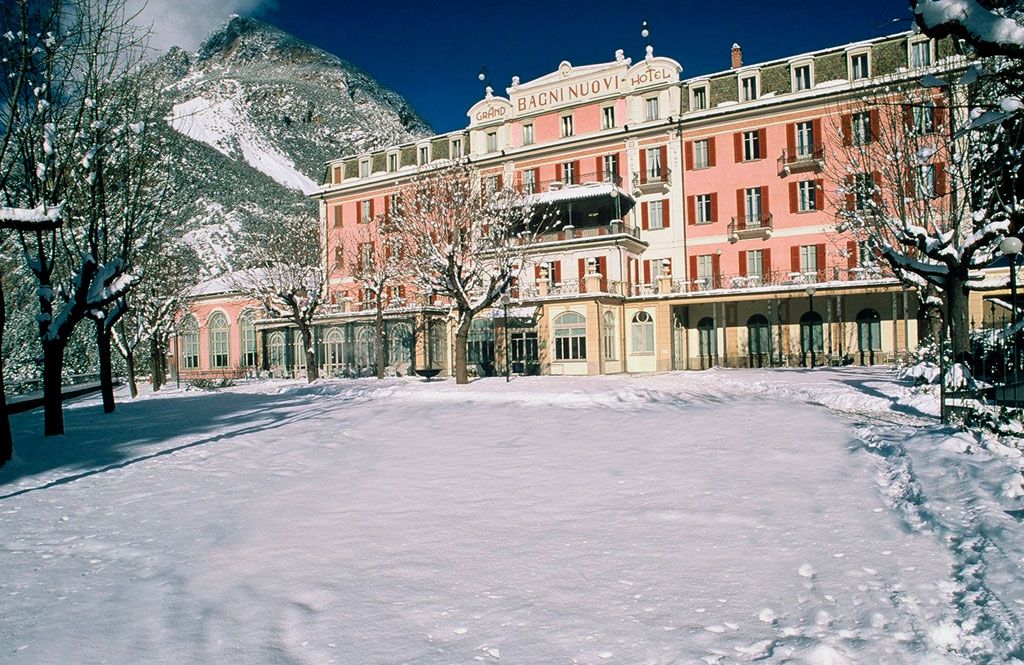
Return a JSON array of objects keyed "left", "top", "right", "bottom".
[{"left": 515, "top": 74, "right": 622, "bottom": 113}]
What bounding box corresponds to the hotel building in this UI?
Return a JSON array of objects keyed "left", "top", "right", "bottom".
[{"left": 178, "top": 30, "right": 968, "bottom": 380}]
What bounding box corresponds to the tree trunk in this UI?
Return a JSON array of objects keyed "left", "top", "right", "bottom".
[
  {"left": 150, "top": 338, "right": 163, "bottom": 392},
  {"left": 125, "top": 348, "right": 138, "bottom": 398},
  {"left": 95, "top": 318, "right": 116, "bottom": 414},
  {"left": 453, "top": 312, "right": 473, "bottom": 385},
  {"left": 300, "top": 325, "right": 318, "bottom": 383},
  {"left": 945, "top": 277, "right": 971, "bottom": 360},
  {"left": 375, "top": 296, "right": 385, "bottom": 379},
  {"left": 42, "top": 340, "right": 66, "bottom": 437},
  {"left": 0, "top": 280, "right": 11, "bottom": 467}
]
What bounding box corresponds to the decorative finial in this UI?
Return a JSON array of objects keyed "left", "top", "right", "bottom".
[
  {"left": 615, "top": 49, "right": 625, "bottom": 62},
  {"left": 478, "top": 66, "right": 488, "bottom": 82},
  {"left": 485, "top": 86, "right": 493, "bottom": 99},
  {"left": 646, "top": 44, "right": 654, "bottom": 60},
  {"left": 511, "top": 75, "right": 520, "bottom": 87}
]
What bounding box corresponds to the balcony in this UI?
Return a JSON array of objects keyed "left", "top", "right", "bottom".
[
  {"left": 728, "top": 213, "right": 773, "bottom": 243},
  {"left": 631, "top": 167, "right": 672, "bottom": 195},
  {"left": 777, "top": 146, "right": 825, "bottom": 176}
]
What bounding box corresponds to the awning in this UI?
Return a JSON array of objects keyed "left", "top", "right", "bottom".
[{"left": 529, "top": 181, "right": 633, "bottom": 206}]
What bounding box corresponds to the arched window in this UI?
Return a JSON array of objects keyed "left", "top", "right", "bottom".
[
  {"left": 268, "top": 331, "right": 286, "bottom": 369},
  {"left": 602, "top": 311, "right": 616, "bottom": 360},
  {"left": 428, "top": 320, "right": 446, "bottom": 368},
  {"left": 800, "top": 311, "right": 824, "bottom": 353},
  {"left": 468, "top": 318, "right": 495, "bottom": 364},
  {"left": 181, "top": 316, "right": 200, "bottom": 369},
  {"left": 355, "top": 326, "right": 376, "bottom": 372},
  {"left": 554, "top": 312, "right": 587, "bottom": 360},
  {"left": 747, "top": 314, "right": 771, "bottom": 359},
  {"left": 293, "top": 332, "right": 307, "bottom": 369},
  {"left": 239, "top": 312, "right": 257, "bottom": 367},
  {"left": 324, "top": 328, "right": 345, "bottom": 374},
  {"left": 208, "top": 312, "right": 230, "bottom": 368},
  {"left": 389, "top": 322, "right": 413, "bottom": 365},
  {"left": 856, "top": 309, "right": 882, "bottom": 352},
  {"left": 697, "top": 316, "right": 716, "bottom": 366},
  {"left": 631, "top": 310, "right": 655, "bottom": 354}
]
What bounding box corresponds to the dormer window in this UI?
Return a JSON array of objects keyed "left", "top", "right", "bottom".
[
  {"left": 601, "top": 106, "right": 616, "bottom": 129},
  {"left": 561, "top": 114, "right": 574, "bottom": 138},
  {"left": 387, "top": 152, "right": 398, "bottom": 172},
  {"left": 910, "top": 38, "right": 933, "bottom": 68},
  {"left": 451, "top": 138, "right": 462, "bottom": 157},
  {"left": 522, "top": 123, "right": 535, "bottom": 145},
  {"left": 849, "top": 51, "right": 870, "bottom": 80},
  {"left": 740, "top": 74, "right": 759, "bottom": 102},
  {"left": 645, "top": 97, "right": 660, "bottom": 121},
  {"left": 418, "top": 145, "right": 429, "bottom": 165},
  {"left": 691, "top": 85, "right": 708, "bottom": 111},
  {"left": 792, "top": 62, "right": 813, "bottom": 91},
  {"left": 331, "top": 165, "right": 342, "bottom": 184},
  {"left": 359, "top": 159, "right": 370, "bottom": 178}
]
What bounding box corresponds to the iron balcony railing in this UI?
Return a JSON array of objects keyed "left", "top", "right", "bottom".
[{"left": 728, "top": 212, "right": 774, "bottom": 237}]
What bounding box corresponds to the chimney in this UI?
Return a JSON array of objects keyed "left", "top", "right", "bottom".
[{"left": 731, "top": 43, "right": 742, "bottom": 69}]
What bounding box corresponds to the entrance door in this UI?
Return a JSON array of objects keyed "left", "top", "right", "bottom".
[
  {"left": 672, "top": 306, "right": 687, "bottom": 370},
  {"left": 511, "top": 331, "right": 540, "bottom": 375}
]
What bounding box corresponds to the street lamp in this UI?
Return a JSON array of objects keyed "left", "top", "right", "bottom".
[
  {"left": 500, "top": 293, "right": 511, "bottom": 382},
  {"left": 1000, "top": 235, "right": 1022, "bottom": 383},
  {"left": 806, "top": 285, "right": 817, "bottom": 369}
]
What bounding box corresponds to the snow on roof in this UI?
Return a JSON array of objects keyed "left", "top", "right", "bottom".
[
  {"left": 529, "top": 181, "right": 632, "bottom": 206},
  {"left": 189, "top": 269, "right": 265, "bottom": 297}
]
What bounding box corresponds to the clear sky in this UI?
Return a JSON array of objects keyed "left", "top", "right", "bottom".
[{"left": 254, "top": 0, "right": 918, "bottom": 133}]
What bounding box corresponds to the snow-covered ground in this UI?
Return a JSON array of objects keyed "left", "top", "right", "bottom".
[{"left": 2, "top": 368, "right": 1023, "bottom": 664}]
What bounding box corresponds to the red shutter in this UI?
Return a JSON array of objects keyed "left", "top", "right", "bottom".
[
  {"left": 814, "top": 179, "right": 825, "bottom": 210},
  {"left": 710, "top": 193, "right": 718, "bottom": 222},
  {"left": 812, "top": 118, "right": 822, "bottom": 152},
  {"left": 871, "top": 170, "right": 883, "bottom": 205},
  {"left": 791, "top": 245, "right": 801, "bottom": 272},
  {"left": 786, "top": 123, "right": 796, "bottom": 158},
  {"left": 689, "top": 256, "right": 698, "bottom": 280},
  {"left": 497, "top": 174, "right": 503, "bottom": 189},
  {"left": 903, "top": 105, "right": 914, "bottom": 131},
  {"left": 936, "top": 163, "right": 948, "bottom": 196},
  {"left": 763, "top": 248, "right": 772, "bottom": 276},
  {"left": 598, "top": 256, "right": 608, "bottom": 291},
  {"left": 573, "top": 160, "right": 581, "bottom": 184},
  {"left": 761, "top": 186, "right": 770, "bottom": 218},
  {"left": 816, "top": 244, "right": 826, "bottom": 277},
  {"left": 596, "top": 156, "right": 604, "bottom": 181},
  {"left": 935, "top": 103, "right": 947, "bottom": 130},
  {"left": 553, "top": 261, "right": 562, "bottom": 284},
  {"left": 535, "top": 265, "right": 542, "bottom": 280},
  {"left": 736, "top": 189, "right": 745, "bottom": 222},
  {"left": 869, "top": 109, "right": 880, "bottom": 142},
  {"left": 789, "top": 181, "right": 798, "bottom": 213},
  {"left": 555, "top": 163, "right": 562, "bottom": 181},
  {"left": 841, "top": 114, "right": 852, "bottom": 146},
  {"left": 847, "top": 240, "right": 858, "bottom": 269},
  {"left": 383, "top": 195, "right": 390, "bottom": 218},
  {"left": 757, "top": 128, "right": 767, "bottom": 159},
  {"left": 739, "top": 250, "right": 748, "bottom": 276},
  {"left": 687, "top": 195, "right": 696, "bottom": 224},
  {"left": 578, "top": 258, "right": 587, "bottom": 293},
  {"left": 639, "top": 148, "right": 647, "bottom": 181},
  {"left": 734, "top": 132, "right": 743, "bottom": 162},
  {"left": 685, "top": 141, "right": 694, "bottom": 170},
  {"left": 369, "top": 198, "right": 375, "bottom": 218},
  {"left": 662, "top": 199, "right": 671, "bottom": 228},
  {"left": 641, "top": 202, "right": 650, "bottom": 230},
  {"left": 659, "top": 146, "right": 667, "bottom": 179},
  {"left": 533, "top": 168, "right": 541, "bottom": 190},
  {"left": 904, "top": 167, "right": 916, "bottom": 197},
  {"left": 708, "top": 136, "right": 717, "bottom": 166},
  {"left": 845, "top": 175, "right": 856, "bottom": 210},
  {"left": 643, "top": 260, "right": 651, "bottom": 284},
  {"left": 711, "top": 254, "right": 721, "bottom": 286}
]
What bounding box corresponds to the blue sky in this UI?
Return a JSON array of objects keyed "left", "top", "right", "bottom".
[{"left": 255, "top": 0, "right": 917, "bottom": 133}]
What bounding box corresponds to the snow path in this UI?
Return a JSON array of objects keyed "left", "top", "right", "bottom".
[{"left": 2, "top": 369, "right": 1022, "bottom": 664}]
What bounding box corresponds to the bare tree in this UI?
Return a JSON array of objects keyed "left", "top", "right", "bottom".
[
  {"left": 230, "top": 215, "right": 325, "bottom": 382},
  {"left": 344, "top": 216, "right": 409, "bottom": 378},
  {"left": 391, "top": 161, "right": 537, "bottom": 384}
]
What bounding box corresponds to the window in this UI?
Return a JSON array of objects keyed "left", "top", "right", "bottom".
[
  {"left": 742, "top": 130, "right": 761, "bottom": 161},
  {"left": 852, "top": 111, "right": 872, "bottom": 145},
  {"left": 744, "top": 187, "right": 763, "bottom": 224},
  {"left": 857, "top": 309, "right": 882, "bottom": 351},
  {"left": 648, "top": 201, "right": 664, "bottom": 230},
  {"left": 857, "top": 240, "right": 872, "bottom": 267},
  {"left": 650, "top": 260, "right": 663, "bottom": 281},
  {"left": 910, "top": 40, "right": 932, "bottom": 68},
  {"left": 332, "top": 204, "right": 344, "bottom": 228},
  {"left": 359, "top": 200, "right": 372, "bottom": 223},
  {"left": 645, "top": 97, "right": 660, "bottom": 121},
  {"left": 451, "top": 138, "right": 462, "bottom": 157},
  {"left": 332, "top": 165, "right": 342, "bottom": 184},
  {"left": 850, "top": 52, "right": 870, "bottom": 80},
  {"left": 747, "top": 314, "right": 771, "bottom": 359},
  {"left": 355, "top": 327, "right": 376, "bottom": 370},
  {"left": 854, "top": 172, "right": 875, "bottom": 210},
  {"left": 695, "top": 194, "right": 713, "bottom": 224},
  {"left": 468, "top": 319, "right": 495, "bottom": 365},
  {"left": 359, "top": 242, "right": 374, "bottom": 271},
  {"left": 359, "top": 159, "right": 370, "bottom": 177},
  {"left": 522, "top": 169, "right": 536, "bottom": 194},
  {"left": 691, "top": 85, "right": 708, "bottom": 111},
  {"left": 741, "top": 75, "right": 758, "bottom": 101},
  {"left": 324, "top": 328, "right": 346, "bottom": 375},
  {"left": 631, "top": 311, "right": 655, "bottom": 354},
  {"left": 697, "top": 254, "right": 714, "bottom": 281},
  {"left": 912, "top": 102, "right": 936, "bottom": 135},
  {"left": 387, "top": 193, "right": 399, "bottom": 218},
  {"left": 554, "top": 312, "right": 587, "bottom": 360},
  {"left": 602, "top": 154, "right": 619, "bottom": 181},
  {"left": 387, "top": 152, "right": 398, "bottom": 172},
  {"left": 181, "top": 316, "right": 199, "bottom": 369},
  {"left": 800, "top": 311, "right": 824, "bottom": 354},
  {"left": 694, "top": 139, "right": 710, "bottom": 169},
  {"left": 795, "top": 120, "right": 814, "bottom": 157},
  {"left": 793, "top": 64, "right": 812, "bottom": 91},
  {"left": 798, "top": 180, "right": 817, "bottom": 212},
  {"left": 292, "top": 333, "right": 306, "bottom": 370},
  {"left": 418, "top": 145, "right": 429, "bottom": 165},
  {"left": 602, "top": 311, "right": 616, "bottom": 360},
  {"left": 746, "top": 249, "right": 764, "bottom": 278},
  {"left": 561, "top": 161, "right": 575, "bottom": 185},
  {"left": 522, "top": 123, "right": 534, "bottom": 146},
  {"left": 601, "top": 106, "right": 616, "bottom": 129},
  {"left": 799, "top": 244, "right": 819, "bottom": 273},
  {"left": 268, "top": 331, "right": 286, "bottom": 369},
  {"left": 646, "top": 147, "right": 663, "bottom": 181},
  {"left": 239, "top": 313, "right": 257, "bottom": 367},
  {"left": 200, "top": 312, "right": 225, "bottom": 371},
  {"left": 560, "top": 114, "right": 574, "bottom": 138},
  {"left": 486, "top": 131, "right": 497, "bottom": 153},
  {"left": 917, "top": 164, "right": 936, "bottom": 198}
]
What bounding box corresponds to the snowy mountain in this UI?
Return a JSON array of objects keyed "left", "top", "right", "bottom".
[{"left": 148, "top": 15, "right": 432, "bottom": 271}]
